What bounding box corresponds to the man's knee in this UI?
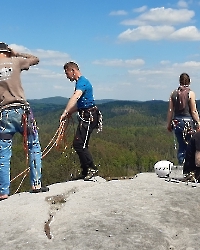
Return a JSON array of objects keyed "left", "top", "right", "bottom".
[{"left": 73, "top": 137, "right": 83, "bottom": 151}]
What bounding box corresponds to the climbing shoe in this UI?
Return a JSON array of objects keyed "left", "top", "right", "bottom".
[{"left": 84, "top": 168, "right": 98, "bottom": 181}]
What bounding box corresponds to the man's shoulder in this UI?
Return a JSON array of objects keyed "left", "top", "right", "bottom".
[
  {"left": 77, "top": 76, "right": 91, "bottom": 85},
  {"left": 79, "top": 76, "right": 89, "bottom": 82}
]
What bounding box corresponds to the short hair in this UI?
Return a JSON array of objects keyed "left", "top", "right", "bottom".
[
  {"left": 179, "top": 73, "right": 190, "bottom": 86},
  {"left": 63, "top": 61, "right": 79, "bottom": 70}
]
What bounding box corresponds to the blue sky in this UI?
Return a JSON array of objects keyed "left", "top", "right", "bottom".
[{"left": 2, "top": 0, "right": 200, "bottom": 101}]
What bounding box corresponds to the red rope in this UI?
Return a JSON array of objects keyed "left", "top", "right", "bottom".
[{"left": 22, "top": 113, "right": 29, "bottom": 164}]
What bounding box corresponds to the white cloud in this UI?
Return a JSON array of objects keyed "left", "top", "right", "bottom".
[
  {"left": 35, "top": 49, "right": 69, "bottom": 59},
  {"left": 121, "top": 19, "right": 147, "bottom": 26},
  {"left": 119, "top": 82, "right": 132, "bottom": 86},
  {"left": 133, "top": 6, "right": 148, "bottom": 13},
  {"left": 169, "top": 26, "right": 200, "bottom": 40},
  {"left": 140, "top": 7, "right": 194, "bottom": 24},
  {"left": 118, "top": 25, "right": 175, "bottom": 41},
  {"left": 9, "top": 44, "right": 31, "bottom": 53},
  {"left": 128, "top": 69, "right": 165, "bottom": 75},
  {"left": 160, "top": 60, "right": 171, "bottom": 65},
  {"left": 173, "top": 61, "right": 200, "bottom": 67},
  {"left": 109, "top": 10, "right": 128, "bottom": 16},
  {"left": 54, "top": 85, "right": 68, "bottom": 90},
  {"left": 118, "top": 25, "right": 200, "bottom": 42},
  {"left": 8, "top": 44, "right": 71, "bottom": 67},
  {"left": 33, "top": 49, "right": 70, "bottom": 67},
  {"left": 177, "top": 0, "right": 188, "bottom": 8},
  {"left": 93, "top": 58, "right": 145, "bottom": 67},
  {"left": 121, "top": 7, "right": 194, "bottom": 26},
  {"left": 146, "top": 84, "right": 167, "bottom": 89}
]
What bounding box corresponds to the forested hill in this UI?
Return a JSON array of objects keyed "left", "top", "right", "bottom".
[
  {"left": 28, "top": 96, "right": 200, "bottom": 125},
  {"left": 28, "top": 96, "right": 115, "bottom": 106},
  {"left": 28, "top": 97, "right": 169, "bottom": 125}
]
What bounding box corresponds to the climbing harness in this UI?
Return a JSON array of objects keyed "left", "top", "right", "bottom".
[
  {"left": 171, "top": 118, "right": 197, "bottom": 145},
  {"left": 77, "top": 106, "right": 103, "bottom": 148}
]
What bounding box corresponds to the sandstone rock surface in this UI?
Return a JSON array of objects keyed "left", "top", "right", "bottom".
[{"left": 0, "top": 173, "right": 200, "bottom": 250}]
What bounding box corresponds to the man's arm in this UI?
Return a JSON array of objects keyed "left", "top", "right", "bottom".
[
  {"left": 189, "top": 91, "right": 200, "bottom": 128},
  {"left": 167, "top": 95, "right": 174, "bottom": 132},
  {"left": 15, "top": 52, "right": 39, "bottom": 66},
  {"left": 195, "top": 151, "right": 200, "bottom": 167},
  {"left": 60, "top": 90, "right": 83, "bottom": 122},
  {"left": 8, "top": 47, "right": 39, "bottom": 66}
]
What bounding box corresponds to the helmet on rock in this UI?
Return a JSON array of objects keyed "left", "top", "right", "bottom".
[{"left": 154, "top": 160, "right": 173, "bottom": 177}]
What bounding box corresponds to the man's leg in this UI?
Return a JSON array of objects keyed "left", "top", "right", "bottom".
[
  {"left": 28, "top": 132, "right": 49, "bottom": 192},
  {"left": 73, "top": 124, "right": 97, "bottom": 179},
  {"left": 0, "top": 108, "right": 16, "bottom": 199},
  {"left": 28, "top": 132, "right": 42, "bottom": 189},
  {"left": 73, "top": 126, "right": 94, "bottom": 176},
  {"left": 174, "top": 125, "right": 187, "bottom": 164},
  {"left": 183, "top": 138, "right": 195, "bottom": 174},
  {"left": 0, "top": 139, "right": 12, "bottom": 198}
]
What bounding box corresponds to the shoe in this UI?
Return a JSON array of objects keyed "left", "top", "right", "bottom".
[
  {"left": 30, "top": 186, "right": 49, "bottom": 193},
  {"left": 195, "top": 169, "right": 200, "bottom": 182},
  {"left": 183, "top": 172, "right": 196, "bottom": 183},
  {"left": 70, "top": 173, "right": 87, "bottom": 181},
  {"left": 0, "top": 197, "right": 8, "bottom": 201},
  {"left": 84, "top": 168, "right": 98, "bottom": 181},
  {"left": 0, "top": 195, "right": 8, "bottom": 201}
]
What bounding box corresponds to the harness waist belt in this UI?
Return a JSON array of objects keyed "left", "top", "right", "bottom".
[
  {"left": 78, "top": 106, "right": 97, "bottom": 112},
  {"left": 174, "top": 118, "right": 192, "bottom": 121},
  {"left": 182, "top": 118, "right": 192, "bottom": 121},
  {"left": 0, "top": 103, "right": 30, "bottom": 112}
]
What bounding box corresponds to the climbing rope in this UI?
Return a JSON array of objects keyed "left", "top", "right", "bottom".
[
  {"left": 42, "top": 118, "right": 69, "bottom": 158},
  {"left": 11, "top": 116, "right": 74, "bottom": 194}
]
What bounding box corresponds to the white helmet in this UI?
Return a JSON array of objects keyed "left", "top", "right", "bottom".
[{"left": 154, "top": 160, "right": 173, "bottom": 177}]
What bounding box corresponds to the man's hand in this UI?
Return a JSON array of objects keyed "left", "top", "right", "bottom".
[
  {"left": 60, "top": 111, "right": 71, "bottom": 123},
  {"left": 167, "top": 123, "right": 173, "bottom": 132},
  {"left": 8, "top": 47, "right": 17, "bottom": 57}
]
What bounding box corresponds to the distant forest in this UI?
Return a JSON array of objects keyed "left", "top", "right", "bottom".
[{"left": 10, "top": 97, "right": 194, "bottom": 194}]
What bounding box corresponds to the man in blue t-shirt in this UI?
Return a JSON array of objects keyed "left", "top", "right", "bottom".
[{"left": 60, "top": 61, "right": 102, "bottom": 181}]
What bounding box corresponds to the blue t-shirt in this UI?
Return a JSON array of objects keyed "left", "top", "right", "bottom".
[{"left": 75, "top": 76, "right": 95, "bottom": 109}]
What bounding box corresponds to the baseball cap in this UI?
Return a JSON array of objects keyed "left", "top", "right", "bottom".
[{"left": 0, "top": 42, "right": 11, "bottom": 52}]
